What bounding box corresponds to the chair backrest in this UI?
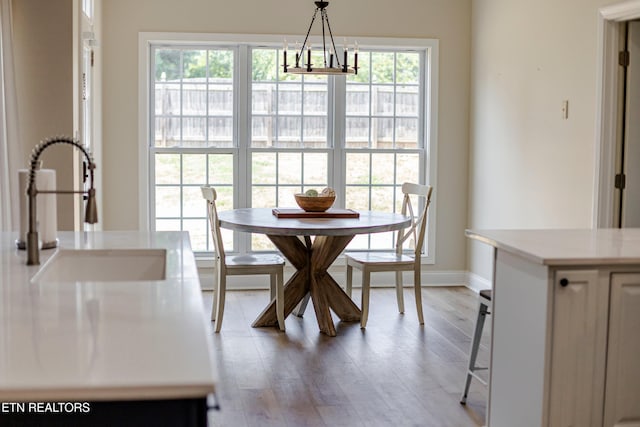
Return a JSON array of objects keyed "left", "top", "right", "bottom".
[
  {"left": 201, "top": 186, "right": 226, "bottom": 265},
  {"left": 395, "top": 182, "right": 433, "bottom": 258}
]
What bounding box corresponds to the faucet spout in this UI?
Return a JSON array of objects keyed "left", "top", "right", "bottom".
[{"left": 26, "top": 136, "right": 98, "bottom": 265}]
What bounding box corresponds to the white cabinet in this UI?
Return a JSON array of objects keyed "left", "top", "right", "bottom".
[
  {"left": 548, "top": 270, "right": 604, "bottom": 427},
  {"left": 465, "top": 229, "right": 640, "bottom": 427},
  {"left": 548, "top": 270, "right": 640, "bottom": 427},
  {"left": 604, "top": 273, "right": 640, "bottom": 427},
  {"left": 494, "top": 264, "right": 640, "bottom": 427}
]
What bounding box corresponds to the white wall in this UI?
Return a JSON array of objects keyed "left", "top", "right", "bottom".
[
  {"left": 12, "top": 0, "right": 75, "bottom": 231},
  {"left": 468, "top": 0, "right": 619, "bottom": 280},
  {"left": 101, "top": 0, "right": 472, "bottom": 272}
]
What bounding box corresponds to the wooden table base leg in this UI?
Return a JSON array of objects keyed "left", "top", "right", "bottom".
[
  {"left": 321, "top": 274, "right": 361, "bottom": 322},
  {"left": 252, "top": 268, "right": 309, "bottom": 327},
  {"left": 309, "top": 273, "right": 336, "bottom": 336},
  {"left": 251, "top": 234, "right": 360, "bottom": 336}
]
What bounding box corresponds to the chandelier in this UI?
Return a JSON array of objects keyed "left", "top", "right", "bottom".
[{"left": 283, "top": 1, "right": 358, "bottom": 75}]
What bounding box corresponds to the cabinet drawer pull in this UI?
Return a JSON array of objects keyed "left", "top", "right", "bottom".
[{"left": 559, "top": 278, "right": 569, "bottom": 287}]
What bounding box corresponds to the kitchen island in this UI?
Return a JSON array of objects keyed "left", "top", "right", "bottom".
[
  {"left": 468, "top": 228, "right": 640, "bottom": 427},
  {"left": 0, "top": 231, "right": 216, "bottom": 426}
]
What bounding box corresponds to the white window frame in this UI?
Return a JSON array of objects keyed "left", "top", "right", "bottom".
[
  {"left": 138, "top": 32, "right": 438, "bottom": 264},
  {"left": 82, "top": 0, "right": 94, "bottom": 19}
]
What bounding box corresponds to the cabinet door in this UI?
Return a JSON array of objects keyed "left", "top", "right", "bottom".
[
  {"left": 604, "top": 273, "right": 640, "bottom": 427},
  {"left": 548, "top": 270, "right": 605, "bottom": 427}
]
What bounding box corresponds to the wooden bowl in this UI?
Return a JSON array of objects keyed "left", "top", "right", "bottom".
[{"left": 294, "top": 194, "right": 336, "bottom": 212}]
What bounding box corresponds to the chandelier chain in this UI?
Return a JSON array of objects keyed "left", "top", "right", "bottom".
[
  {"left": 321, "top": 8, "right": 341, "bottom": 67},
  {"left": 297, "top": 8, "right": 320, "bottom": 65}
]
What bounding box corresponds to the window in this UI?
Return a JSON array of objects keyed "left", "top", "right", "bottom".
[
  {"left": 82, "top": 0, "right": 94, "bottom": 19},
  {"left": 344, "top": 51, "right": 423, "bottom": 249},
  {"left": 151, "top": 47, "right": 235, "bottom": 251},
  {"left": 142, "top": 34, "right": 437, "bottom": 261}
]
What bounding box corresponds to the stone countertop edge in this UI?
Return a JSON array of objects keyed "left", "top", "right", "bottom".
[{"left": 466, "top": 228, "right": 640, "bottom": 266}]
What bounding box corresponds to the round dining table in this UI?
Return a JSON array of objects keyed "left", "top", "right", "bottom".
[{"left": 217, "top": 208, "right": 411, "bottom": 336}]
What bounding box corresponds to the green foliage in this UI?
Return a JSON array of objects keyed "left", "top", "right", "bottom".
[
  {"left": 348, "top": 51, "right": 420, "bottom": 84},
  {"left": 155, "top": 49, "right": 182, "bottom": 81},
  {"left": 372, "top": 52, "right": 395, "bottom": 83},
  {"left": 209, "top": 51, "right": 233, "bottom": 79},
  {"left": 252, "top": 49, "right": 277, "bottom": 81},
  {"left": 182, "top": 50, "right": 207, "bottom": 79},
  {"left": 396, "top": 52, "right": 420, "bottom": 84},
  {"left": 155, "top": 47, "right": 419, "bottom": 85},
  {"left": 155, "top": 48, "right": 233, "bottom": 81}
]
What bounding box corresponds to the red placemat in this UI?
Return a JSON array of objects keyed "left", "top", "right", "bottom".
[{"left": 272, "top": 208, "right": 360, "bottom": 218}]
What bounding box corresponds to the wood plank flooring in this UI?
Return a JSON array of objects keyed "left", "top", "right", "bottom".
[{"left": 204, "top": 286, "right": 490, "bottom": 427}]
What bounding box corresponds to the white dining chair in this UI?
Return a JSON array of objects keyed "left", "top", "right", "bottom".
[
  {"left": 345, "top": 182, "right": 433, "bottom": 328},
  {"left": 201, "top": 186, "right": 285, "bottom": 332}
]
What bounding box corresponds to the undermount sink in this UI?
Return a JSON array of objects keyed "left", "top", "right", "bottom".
[{"left": 31, "top": 249, "right": 167, "bottom": 283}]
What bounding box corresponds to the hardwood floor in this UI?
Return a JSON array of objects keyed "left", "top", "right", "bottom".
[{"left": 204, "top": 286, "right": 490, "bottom": 427}]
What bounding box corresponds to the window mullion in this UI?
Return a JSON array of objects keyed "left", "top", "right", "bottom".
[
  {"left": 149, "top": 47, "right": 157, "bottom": 231},
  {"left": 332, "top": 75, "right": 345, "bottom": 208},
  {"left": 205, "top": 50, "right": 211, "bottom": 144},
  {"left": 149, "top": 148, "right": 156, "bottom": 231},
  {"left": 393, "top": 52, "right": 397, "bottom": 149},
  {"left": 420, "top": 51, "right": 428, "bottom": 169},
  {"left": 300, "top": 76, "right": 305, "bottom": 149},
  {"left": 179, "top": 51, "right": 184, "bottom": 145},
  {"left": 237, "top": 44, "right": 250, "bottom": 253}
]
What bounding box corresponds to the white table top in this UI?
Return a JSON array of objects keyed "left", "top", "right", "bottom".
[
  {"left": 0, "top": 231, "right": 216, "bottom": 401},
  {"left": 466, "top": 228, "right": 640, "bottom": 266},
  {"left": 218, "top": 208, "right": 411, "bottom": 236}
]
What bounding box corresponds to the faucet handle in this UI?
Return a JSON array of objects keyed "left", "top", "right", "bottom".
[{"left": 82, "top": 161, "right": 88, "bottom": 183}]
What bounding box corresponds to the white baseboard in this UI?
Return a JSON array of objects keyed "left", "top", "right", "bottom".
[
  {"left": 198, "top": 264, "right": 470, "bottom": 291},
  {"left": 466, "top": 271, "right": 492, "bottom": 293}
]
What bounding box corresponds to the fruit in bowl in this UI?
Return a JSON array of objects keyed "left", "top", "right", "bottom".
[
  {"left": 295, "top": 187, "right": 336, "bottom": 212},
  {"left": 320, "top": 187, "right": 336, "bottom": 197}
]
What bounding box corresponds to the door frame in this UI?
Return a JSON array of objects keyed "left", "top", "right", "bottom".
[
  {"left": 72, "top": 0, "right": 102, "bottom": 230},
  {"left": 595, "top": 0, "right": 640, "bottom": 227}
]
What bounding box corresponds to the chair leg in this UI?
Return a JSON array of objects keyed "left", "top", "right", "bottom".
[
  {"left": 360, "top": 270, "right": 371, "bottom": 329},
  {"left": 269, "top": 273, "right": 276, "bottom": 300},
  {"left": 460, "top": 367, "right": 473, "bottom": 405},
  {"left": 414, "top": 267, "right": 424, "bottom": 325},
  {"left": 346, "top": 264, "right": 353, "bottom": 298},
  {"left": 211, "top": 264, "right": 220, "bottom": 321},
  {"left": 460, "top": 299, "right": 489, "bottom": 404},
  {"left": 293, "top": 293, "right": 310, "bottom": 317},
  {"left": 211, "top": 292, "right": 217, "bottom": 321},
  {"left": 395, "top": 270, "right": 405, "bottom": 314},
  {"left": 274, "top": 271, "right": 285, "bottom": 332},
  {"left": 214, "top": 273, "right": 227, "bottom": 333}
]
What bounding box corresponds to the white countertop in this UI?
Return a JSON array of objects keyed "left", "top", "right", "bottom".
[
  {"left": 466, "top": 228, "right": 640, "bottom": 266},
  {"left": 0, "top": 231, "right": 216, "bottom": 401}
]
